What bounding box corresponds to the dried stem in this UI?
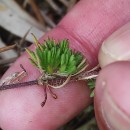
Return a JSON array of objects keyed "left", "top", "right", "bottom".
[
  {"left": 47, "top": 85, "right": 57, "bottom": 99},
  {"left": 67, "top": 0, "right": 77, "bottom": 11},
  {"left": 41, "top": 86, "right": 47, "bottom": 107},
  {"left": 28, "top": 0, "right": 46, "bottom": 27},
  {"left": 40, "top": 11, "right": 56, "bottom": 28},
  {"left": 46, "top": 0, "right": 62, "bottom": 14},
  {"left": 48, "top": 75, "right": 71, "bottom": 89},
  {"left": 77, "top": 70, "right": 99, "bottom": 80},
  {"left": 0, "top": 69, "right": 99, "bottom": 91},
  {"left": 19, "top": 28, "right": 31, "bottom": 47},
  {"left": 59, "top": 0, "right": 69, "bottom": 7},
  {"left": 0, "top": 44, "right": 16, "bottom": 53},
  {"left": 0, "top": 80, "right": 38, "bottom": 90}
]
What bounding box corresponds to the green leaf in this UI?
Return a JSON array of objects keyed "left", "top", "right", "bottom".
[
  {"left": 26, "top": 36, "right": 87, "bottom": 76},
  {"left": 47, "top": 50, "right": 51, "bottom": 65},
  {"left": 65, "top": 53, "right": 69, "bottom": 65},
  {"left": 90, "top": 90, "right": 94, "bottom": 97},
  {"left": 87, "top": 79, "right": 95, "bottom": 98},
  {"left": 25, "top": 48, "right": 37, "bottom": 62},
  {"left": 28, "top": 58, "right": 37, "bottom": 67},
  {"left": 61, "top": 54, "right": 66, "bottom": 66},
  {"left": 59, "top": 65, "right": 67, "bottom": 73},
  {"left": 69, "top": 54, "right": 75, "bottom": 63},
  {"left": 75, "top": 52, "right": 83, "bottom": 65},
  {"left": 88, "top": 80, "right": 95, "bottom": 89},
  {"left": 47, "top": 65, "right": 53, "bottom": 74},
  {"left": 67, "top": 66, "right": 76, "bottom": 74}
]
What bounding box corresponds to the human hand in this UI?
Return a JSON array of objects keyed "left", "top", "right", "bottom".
[
  {"left": 0, "top": 0, "right": 130, "bottom": 130},
  {"left": 96, "top": 22, "right": 130, "bottom": 129}
]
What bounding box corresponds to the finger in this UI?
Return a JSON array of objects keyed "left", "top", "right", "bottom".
[
  {"left": 98, "top": 23, "right": 130, "bottom": 67},
  {"left": 95, "top": 23, "right": 130, "bottom": 130},
  {"left": 1, "top": 0, "right": 130, "bottom": 130},
  {"left": 95, "top": 62, "right": 130, "bottom": 130}
]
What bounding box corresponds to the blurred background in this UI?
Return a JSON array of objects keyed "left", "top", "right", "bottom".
[{"left": 0, "top": 0, "right": 98, "bottom": 130}]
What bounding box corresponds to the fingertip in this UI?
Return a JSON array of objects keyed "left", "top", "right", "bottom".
[
  {"left": 95, "top": 62, "right": 130, "bottom": 130},
  {"left": 98, "top": 22, "right": 130, "bottom": 68},
  {"left": 96, "top": 22, "right": 130, "bottom": 129}
]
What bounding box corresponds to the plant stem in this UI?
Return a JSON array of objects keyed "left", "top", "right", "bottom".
[
  {"left": 0, "top": 80, "right": 38, "bottom": 90},
  {"left": 0, "top": 70, "right": 99, "bottom": 91}
]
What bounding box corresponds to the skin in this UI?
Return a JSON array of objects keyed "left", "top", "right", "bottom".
[{"left": 0, "top": 0, "right": 130, "bottom": 129}]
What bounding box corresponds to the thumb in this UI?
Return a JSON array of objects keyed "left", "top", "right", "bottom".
[{"left": 95, "top": 23, "right": 130, "bottom": 130}]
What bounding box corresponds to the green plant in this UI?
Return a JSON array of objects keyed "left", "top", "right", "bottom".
[
  {"left": 0, "top": 34, "right": 99, "bottom": 107},
  {"left": 26, "top": 34, "right": 87, "bottom": 76}
]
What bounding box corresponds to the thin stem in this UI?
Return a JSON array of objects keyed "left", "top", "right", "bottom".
[
  {"left": 77, "top": 69, "right": 99, "bottom": 80},
  {"left": 0, "top": 44, "right": 16, "bottom": 53},
  {"left": 20, "top": 64, "right": 27, "bottom": 73},
  {"left": 28, "top": 0, "right": 46, "bottom": 26},
  {"left": 0, "top": 80, "right": 38, "bottom": 90},
  {"left": 41, "top": 86, "right": 47, "bottom": 107},
  {"left": 47, "top": 86, "right": 57, "bottom": 99},
  {"left": 48, "top": 75, "right": 71, "bottom": 89},
  {"left": 78, "top": 74, "right": 98, "bottom": 80}
]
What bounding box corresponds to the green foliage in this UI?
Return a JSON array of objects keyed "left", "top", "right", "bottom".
[
  {"left": 87, "top": 79, "right": 95, "bottom": 97},
  {"left": 26, "top": 35, "right": 86, "bottom": 77}
]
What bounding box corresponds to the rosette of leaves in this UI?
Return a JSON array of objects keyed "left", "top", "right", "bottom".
[
  {"left": 0, "top": 34, "right": 98, "bottom": 107},
  {"left": 25, "top": 34, "right": 87, "bottom": 88}
]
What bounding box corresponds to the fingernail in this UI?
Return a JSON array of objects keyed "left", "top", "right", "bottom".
[
  {"left": 101, "top": 84, "right": 130, "bottom": 130},
  {"left": 99, "top": 22, "right": 130, "bottom": 67}
]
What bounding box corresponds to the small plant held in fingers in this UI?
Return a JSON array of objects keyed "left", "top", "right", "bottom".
[{"left": 0, "top": 34, "right": 99, "bottom": 107}]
